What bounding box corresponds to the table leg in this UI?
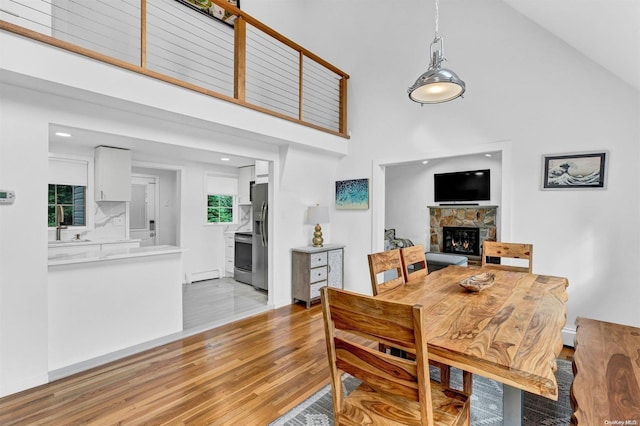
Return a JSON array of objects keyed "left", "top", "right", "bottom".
[{"left": 503, "top": 384, "right": 523, "bottom": 425}]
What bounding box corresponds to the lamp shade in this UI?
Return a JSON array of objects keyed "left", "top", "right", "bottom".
[
  {"left": 306, "top": 206, "right": 329, "bottom": 225},
  {"left": 408, "top": 67, "right": 465, "bottom": 104}
]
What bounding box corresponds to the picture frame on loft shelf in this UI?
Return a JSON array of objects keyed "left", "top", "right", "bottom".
[
  {"left": 542, "top": 151, "right": 607, "bottom": 190},
  {"left": 174, "top": 0, "right": 240, "bottom": 27},
  {"left": 335, "top": 178, "right": 369, "bottom": 210}
]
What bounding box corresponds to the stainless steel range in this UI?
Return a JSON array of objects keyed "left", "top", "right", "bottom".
[{"left": 234, "top": 232, "right": 252, "bottom": 285}]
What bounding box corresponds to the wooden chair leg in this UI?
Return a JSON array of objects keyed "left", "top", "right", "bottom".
[
  {"left": 462, "top": 370, "right": 473, "bottom": 394},
  {"left": 440, "top": 364, "right": 451, "bottom": 387}
]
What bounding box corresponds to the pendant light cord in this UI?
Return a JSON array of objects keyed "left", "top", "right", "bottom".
[{"left": 434, "top": 0, "right": 440, "bottom": 40}]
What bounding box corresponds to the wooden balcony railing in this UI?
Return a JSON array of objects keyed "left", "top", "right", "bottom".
[{"left": 0, "top": 0, "right": 349, "bottom": 138}]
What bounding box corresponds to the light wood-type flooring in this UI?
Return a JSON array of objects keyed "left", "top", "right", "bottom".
[
  {"left": 0, "top": 294, "right": 575, "bottom": 425},
  {"left": 0, "top": 303, "right": 327, "bottom": 425}
]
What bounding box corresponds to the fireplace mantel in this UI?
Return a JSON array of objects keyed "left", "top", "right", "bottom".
[{"left": 428, "top": 205, "right": 498, "bottom": 254}]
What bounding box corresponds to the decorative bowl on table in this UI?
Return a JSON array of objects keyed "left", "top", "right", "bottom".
[{"left": 459, "top": 272, "right": 496, "bottom": 292}]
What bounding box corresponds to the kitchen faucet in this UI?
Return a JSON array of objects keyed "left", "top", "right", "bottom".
[{"left": 55, "top": 205, "right": 67, "bottom": 241}]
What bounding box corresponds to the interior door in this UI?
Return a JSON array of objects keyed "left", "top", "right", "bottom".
[{"left": 130, "top": 175, "right": 157, "bottom": 246}]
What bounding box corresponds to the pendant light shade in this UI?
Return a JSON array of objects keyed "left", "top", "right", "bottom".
[
  {"left": 408, "top": 0, "right": 465, "bottom": 105},
  {"left": 408, "top": 61, "right": 466, "bottom": 104}
]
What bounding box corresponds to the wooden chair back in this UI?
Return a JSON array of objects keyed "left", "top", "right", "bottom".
[
  {"left": 321, "top": 287, "right": 432, "bottom": 424},
  {"left": 367, "top": 249, "right": 405, "bottom": 296},
  {"left": 481, "top": 241, "right": 533, "bottom": 273},
  {"left": 401, "top": 245, "right": 429, "bottom": 281},
  {"left": 321, "top": 287, "right": 470, "bottom": 426}
]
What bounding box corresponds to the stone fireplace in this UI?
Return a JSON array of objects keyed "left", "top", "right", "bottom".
[{"left": 429, "top": 206, "right": 498, "bottom": 259}]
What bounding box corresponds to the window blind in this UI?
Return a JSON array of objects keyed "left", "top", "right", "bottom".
[
  {"left": 49, "top": 157, "right": 88, "bottom": 186},
  {"left": 206, "top": 174, "right": 238, "bottom": 196}
]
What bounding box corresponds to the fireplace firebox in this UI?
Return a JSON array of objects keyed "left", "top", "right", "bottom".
[{"left": 443, "top": 226, "right": 480, "bottom": 256}]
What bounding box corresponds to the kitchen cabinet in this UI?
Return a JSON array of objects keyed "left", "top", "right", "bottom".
[
  {"left": 224, "top": 233, "right": 235, "bottom": 276},
  {"left": 291, "top": 244, "right": 344, "bottom": 308},
  {"left": 94, "top": 146, "right": 132, "bottom": 201},
  {"left": 238, "top": 166, "right": 254, "bottom": 205},
  {"left": 255, "top": 160, "right": 268, "bottom": 184}
]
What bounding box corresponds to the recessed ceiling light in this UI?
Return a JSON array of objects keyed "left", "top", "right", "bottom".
[
  {"left": 221, "top": 157, "right": 230, "bottom": 161},
  {"left": 484, "top": 153, "right": 492, "bottom": 157},
  {"left": 422, "top": 160, "right": 429, "bottom": 164},
  {"left": 55, "top": 132, "right": 72, "bottom": 137}
]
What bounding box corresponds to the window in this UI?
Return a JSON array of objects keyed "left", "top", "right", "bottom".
[
  {"left": 48, "top": 155, "right": 89, "bottom": 228},
  {"left": 48, "top": 184, "right": 86, "bottom": 226},
  {"left": 207, "top": 195, "right": 234, "bottom": 223},
  {"left": 205, "top": 173, "right": 238, "bottom": 224}
]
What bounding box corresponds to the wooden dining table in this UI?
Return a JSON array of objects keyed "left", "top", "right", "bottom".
[{"left": 374, "top": 265, "right": 569, "bottom": 425}]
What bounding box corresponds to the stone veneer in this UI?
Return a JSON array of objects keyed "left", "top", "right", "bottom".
[{"left": 429, "top": 206, "right": 498, "bottom": 254}]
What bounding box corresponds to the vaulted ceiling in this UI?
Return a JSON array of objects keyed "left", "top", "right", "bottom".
[{"left": 502, "top": 0, "right": 640, "bottom": 91}]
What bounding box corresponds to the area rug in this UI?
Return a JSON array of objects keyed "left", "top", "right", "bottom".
[{"left": 270, "top": 359, "right": 573, "bottom": 426}]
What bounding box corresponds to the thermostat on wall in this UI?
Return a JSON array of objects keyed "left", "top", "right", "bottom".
[{"left": 0, "top": 190, "right": 15, "bottom": 204}]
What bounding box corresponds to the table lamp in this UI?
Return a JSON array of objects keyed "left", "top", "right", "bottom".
[{"left": 306, "top": 205, "right": 329, "bottom": 247}]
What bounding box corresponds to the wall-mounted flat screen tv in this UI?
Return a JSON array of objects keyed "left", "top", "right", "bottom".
[{"left": 434, "top": 169, "right": 490, "bottom": 202}]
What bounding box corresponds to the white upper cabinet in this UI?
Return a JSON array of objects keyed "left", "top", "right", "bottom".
[
  {"left": 94, "top": 146, "right": 132, "bottom": 202},
  {"left": 238, "top": 165, "right": 254, "bottom": 205},
  {"left": 255, "top": 160, "right": 268, "bottom": 184}
]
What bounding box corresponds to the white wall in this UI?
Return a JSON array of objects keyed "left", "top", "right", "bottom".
[
  {"left": 0, "top": 83, "right": 50, "bottom": 396},
  {"left": 245, "top": 0, "right": 640, "bottom": 335},
  {"left": 386, "top": 154, "right": 502, "bottom": 248}
]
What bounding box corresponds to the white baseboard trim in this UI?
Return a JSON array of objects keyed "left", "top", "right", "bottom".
[
  {"left": 562, "top": 326, "right": 576, "bottom": 348},
  {"left": 189, "top": 269, "right": 220, "bottom": 283}
]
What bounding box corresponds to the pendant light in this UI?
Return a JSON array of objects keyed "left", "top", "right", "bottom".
[{"left": 408, "top": 0, "right": 465, "bottom": 104}]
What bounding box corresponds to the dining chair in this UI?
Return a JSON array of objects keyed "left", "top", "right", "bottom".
[
  {"left": 481, "top": 241, "right": 533, "bottom": 273},
  {"left": 399, "top": 244, "right": 473, "bottom": 394},
  {"left": 321, "top": 287, "right": 470, "bottom": 426},
  {"left": 367, "top": 248, "right": 405, "bottom": 296},
  {"left": 400, "top": 244, "right": 429, "bottom": 281}
]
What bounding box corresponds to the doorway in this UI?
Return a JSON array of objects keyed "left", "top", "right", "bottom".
[{"left": 130, "top": 174, "right": 159, "bottom": 246}]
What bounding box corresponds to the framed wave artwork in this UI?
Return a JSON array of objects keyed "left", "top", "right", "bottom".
[
  {"left": 335, "top": 178, "right": 369, "bottom": 210},
  {"left": 542, "top": 151, "right": 607, "bottom": 190}
]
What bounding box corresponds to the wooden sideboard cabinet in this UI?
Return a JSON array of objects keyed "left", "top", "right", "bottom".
[{"left": 292, "top": 244, "right": 345, "bottom": 308}]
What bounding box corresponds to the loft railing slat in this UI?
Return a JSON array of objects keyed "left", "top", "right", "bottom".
[
  {"left": 340, "top": 77, "right": 348, "bottom": 134},
  {"left": 234, "top": 15, "right": 246, "bottom": 101},
  {"left": 141, "top": 0, "right": 147, "bottom": 67}
]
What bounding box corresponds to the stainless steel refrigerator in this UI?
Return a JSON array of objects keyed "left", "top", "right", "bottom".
[{"left": 252, "top": 183, "right": 268, "bottom": 291}]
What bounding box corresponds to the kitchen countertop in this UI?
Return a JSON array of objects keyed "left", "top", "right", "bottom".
[
  {"left": 48, "top": 245, "right": 185, "bottom": 266},
  {"left": 48, "top": 238, "right": 141, "bottom": 248}
]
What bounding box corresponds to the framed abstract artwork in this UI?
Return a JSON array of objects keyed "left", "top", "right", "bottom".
[
  {"left": 175, "top": 0, "right": 239, "bottom": 27},
  {"left": 542, "top": 151, "right": 607, "bottom": 189},
  {"left": 335, "top": 178, "right": 369, "bottom": 210}
]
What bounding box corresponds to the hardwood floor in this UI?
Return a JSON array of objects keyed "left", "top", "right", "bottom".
[
  {"left": 0, "top": 303, "right": 328, "bottom": 426},
  {"left": 0, "top": 293, "right": 576, "bottom": 425}
]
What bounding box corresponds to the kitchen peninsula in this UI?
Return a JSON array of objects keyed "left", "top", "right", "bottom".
[{"left": 48, "top": 245, "right": 184, "bottom": 372}]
